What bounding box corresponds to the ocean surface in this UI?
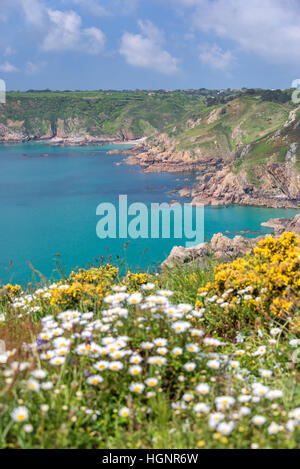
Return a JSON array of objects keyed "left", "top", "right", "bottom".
[{"left": 0, "top": 142, "right": 298, "bottom": 285}]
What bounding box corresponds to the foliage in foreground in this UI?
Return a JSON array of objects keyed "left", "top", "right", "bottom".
[{"left": 0, "top": 233, "right": 299, "bottom": 449}]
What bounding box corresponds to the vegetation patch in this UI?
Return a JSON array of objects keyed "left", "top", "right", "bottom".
[{"left": 0, "top": 233, "right": 299, "bottom": 449}]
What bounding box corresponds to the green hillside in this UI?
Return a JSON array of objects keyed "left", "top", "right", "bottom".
[{"left": 1, "top": 88, "right": 294, "bottom": 147}]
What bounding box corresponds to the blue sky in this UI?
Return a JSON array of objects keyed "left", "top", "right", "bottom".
[{"left": 0, "top": 0, "right": 300, "bottom": 90}]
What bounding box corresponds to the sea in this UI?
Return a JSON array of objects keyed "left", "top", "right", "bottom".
[{"left": 0, "top": 142, "right": 298, "bottom": 285}]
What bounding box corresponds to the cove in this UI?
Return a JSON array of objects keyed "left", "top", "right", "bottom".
[{"left": 0, "top": 142, "right": 298, "bottom": 285}]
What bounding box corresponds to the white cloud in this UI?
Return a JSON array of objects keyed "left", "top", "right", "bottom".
[
  {"left": 4, "top": 46, "right": 16, "bottom": 57},
  {"left": 199, "top": 44, "right": 234, "bottom": 70},
  {"left": 25, "top": 61, "right": 46, "bottom": 74},
  {"left": 0, "top": 61, "right": 19, "bottom": 72},
  {"left": 0, "top": 1, "right": 106, "bottom": 55},
  {"left": 42, "top": 9, "right": 106, "bottom": 54},
  {"left": 64, "top": 0, "right": 108, "bottom": 17},
  {"left": 19, "top": 0, "right": 45, "bottom": 27},
  {"left": 173, "top": 0, "right": 300, "bottom": 65},
  {"left": 119, "top": 20, "right": 179, "bottom": 74}
]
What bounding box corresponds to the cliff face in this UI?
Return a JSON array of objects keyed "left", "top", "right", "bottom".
[
  {"left": 190, "top": 162, "right": 300, "bottom": 209},
  {"left": 0, "top": 117, "right": 124, "bottom": 145},
  {"left": 123, "top": 138, "right": 300, "bottom": 208}
]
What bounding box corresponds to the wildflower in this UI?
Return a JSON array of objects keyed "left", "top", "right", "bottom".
[
  {"left": 109, "top": 361, "right": 124, "bottom": 371},
  {"left": 217, "top": 421, "right": 235, "bottom": 435},
  {"left": 49, "top": 356, "right": 65, "bottom": 366},
  {"left": 11, "top": 406, "right": 29, "bottom": 423},
  {"left": 194, "top": 403, "right": 210, "bottom": 414},
  {"left": 157, "top": 347, "right": 168, "bottom": 356},
  {"left": 145, "top": 377, "right": 158, "bottom": 387},
  {"left": 178, "top": 303, "right": 193, "bottom": 313},
  {"left": 141, "top": 283, "right": 155, "bottom": 291},
  {"left": 23, "top": 424, "right": 34, "bottom": 433},
  {"left": 172, "top": 321, "right": 191, "bottom": 333},
  {"left": 270, "top": 328, "right": 281, "bottom": 336},
  {"left": 129, "top": 354, "right": 143, "bottom": 364},
  {"left": 289, "top": 339, "right": 300, "bottom": 347},
  {"left": 38, "top": 331, "right": 53, "bottom": 341},
  {"left": 207, "top": 360, "right": 220, "bottom": 370},
  {"left": 31, "top": 369, "right": 47, "bottom": 380},
  {"left": 290, "top": 408, "right": 300, "bottom": 421},
  {"left": 129, "top": 365, "right": 142, "bottom": 376},
  {"left": 27, "top": 378, "right": 40, "bottom": 392},
  {"left": 186, "top": 343, "right": 200, "bottom": 353},
  {"left": 268, "top": 422, "right": 283, "bottom": 435},
  {"left": 259, "top": 369, "right": 272, "bottom": 378},
  {"left": 172, "top": 347, "right": 183, "bottom": 356},
  {"left": 203, "top": 338, "right": 222, "bottom": 346},
  {"left": 141, "top": 341, "right": 154, "bottom": 350},
  {"left": 190, "top": 328, "right": 205, "bottom": 337},
  {"left": 266, "top": 390, "right": 283, "bottom": 400},
  {"left": 184, "top": 362, "right": 196, "bottom": 372},
  {"left": 239, "top": 407, "right": 251, "bottom": 417},
  {"left": 215, "top": 396, "right": 235, "bottom": 410},
  {"left": 119, "top": 407, "right": 130, "bottom": 417},
  {"left": 208, "top": 413, "right": 225, "bottom": 428},
  {"left": 87, "top": 375, "right": 103, "bottom": 385},
  {"left": 148, "top": 356, "right": 167, "bottom": 366},
  {"left": 127, "top": 293, "right": 143, "bottom": 305},
  {"left": 129, "top": 383, "right": 145, "bottom": 394},
  {"left": 252, "top": 346, "right": 266, "bottom": 357},
  {"left": 53, "top": 337, "right": 71, "bottom": 349},
  {"left": 229, "top": 360, "right": 240, "bottom": 369},
  {"left": 252, "top": 384, "right": 269, "bottom": 396},
  {"left": 153, "top": 338, "right": 168, "bottom": 347},
  {"left": 252, "top": 416, "right": 266, "bottom": 426},
  {"left": 195, "top": 383, "right": 210, "bottom": 395},
  {"left": 41, "top": 381, "right": 54, "bottom": 390},
  {"left": 182, "top": 393, "right": 194, "bottom": 402}
]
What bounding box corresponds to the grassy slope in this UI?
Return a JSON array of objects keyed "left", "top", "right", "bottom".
[{"left": 171, "top": 96, "right": 290, "bottom": 161}]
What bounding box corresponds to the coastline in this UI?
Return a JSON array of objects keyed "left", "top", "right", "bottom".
[
  {"left": 1, "top": 135, "right": 299, "bottom": 210},
  {"left": 117, "top": 142, "right": 300, "bottom": 210},
  {"left": 0, "top": 135, "right": 147, "bottom": 147}
]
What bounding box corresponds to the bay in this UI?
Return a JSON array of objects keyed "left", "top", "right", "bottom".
[{"left": 0, "top": 142, "right": 298, "bottom": 284}]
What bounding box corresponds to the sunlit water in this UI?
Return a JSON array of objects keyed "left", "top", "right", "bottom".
[{"left": 0, "top": 142, "right": 298, "bottom": 284}]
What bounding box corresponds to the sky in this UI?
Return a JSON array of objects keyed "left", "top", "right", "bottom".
[{"left": 0, "top": 0, "right": 300, "bottom": 90}]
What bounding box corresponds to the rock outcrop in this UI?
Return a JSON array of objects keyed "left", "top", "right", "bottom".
[
  {"left": 123, "top": 134, "right": 223, "bottom": 174},
  {"left": 162, "top": 233, "right": 260, "bottom": 268},
  {"left": 162, "top": 212, "right": 300, "bottom": 267},
  {"left": 190, "top": 162, "right": 300, "bottom": 209},
  {"left": 261, "top": 213, "right": 300, "bottom": 236}
]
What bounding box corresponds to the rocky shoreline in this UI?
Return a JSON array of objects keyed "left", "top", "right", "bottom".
[
  {"left": 119, "top": 137, "right": 300, "bottom": 210},
  {"left": 1, "top": 128, "right": 300, "bottom": 209},
  {"left": 0, "top": 134, "right": 145, "bottom": 147},
  {"left": 162, "top": 212, "right": 300, "bottom": 267}
]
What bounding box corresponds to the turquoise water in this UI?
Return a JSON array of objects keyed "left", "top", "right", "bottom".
[{"left": 0, "top": 142, "right": 298, "bottom": 285}]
